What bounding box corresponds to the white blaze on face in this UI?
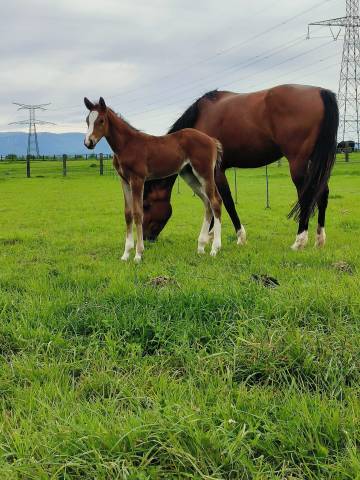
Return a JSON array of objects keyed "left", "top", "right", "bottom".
[{"left": 85, "top": 111, "right": 99, "bottom": 146}]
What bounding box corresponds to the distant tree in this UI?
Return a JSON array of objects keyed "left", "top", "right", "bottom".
[{"left": 5, "top": 153, "right": 18, "bottom": 160}]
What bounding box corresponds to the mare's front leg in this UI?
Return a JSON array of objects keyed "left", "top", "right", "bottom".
[
  {"left": 121, "top": 179, "right": 134, "bottom": 261},
  {"left": 131, "top": 177, "right": 145, "bottom": 263},
  {"left": 215, "top": 167, "right": 246, "bottom": 245}
]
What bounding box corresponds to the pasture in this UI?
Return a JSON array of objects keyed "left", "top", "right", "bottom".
[{"left": 0, "top": 159, "right": 359, "bottom": 479}]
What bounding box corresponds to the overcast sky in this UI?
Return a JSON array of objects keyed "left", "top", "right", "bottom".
[{"left": 1, "top": 0, "right": 344, "bottom": 136}]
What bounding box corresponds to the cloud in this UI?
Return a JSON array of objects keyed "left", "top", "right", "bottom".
[{"left": 0, "top": 0, "right": 345, "bottom": 136}]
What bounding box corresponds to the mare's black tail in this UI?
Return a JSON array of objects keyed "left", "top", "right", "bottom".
[{"left": 288, "top": 89, "right": 339, "bottom": 221}]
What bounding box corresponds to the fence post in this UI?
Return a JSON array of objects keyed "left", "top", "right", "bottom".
[
  {"left": 26, "top": 155, "right": 31, "bottom": 178},
  {"left": 234, "top": 168, "right": 238, "bottom": 204},
  {"left": 345, "top": 146, "right": 350, "bottom": 162},
  {"left": 99, "top": 153, "right": 104, "bottom": 176},
  {"left": 63, "top": 154, "right": 67, "bottom": 176},
  {"left": 265, "top": 165, "right": 270, "bottom": 209}
]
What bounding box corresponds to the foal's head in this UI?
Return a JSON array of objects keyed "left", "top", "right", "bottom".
[{"left": 84, "top": 97, "right": 109, "bottom": 149}]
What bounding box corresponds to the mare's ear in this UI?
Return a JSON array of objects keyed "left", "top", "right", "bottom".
[
  {"left": 84, "top": 97, "right": 94, "bottom": 110},
  {"left": 99, "top": 97, "right": 107, "bottom": 112}
]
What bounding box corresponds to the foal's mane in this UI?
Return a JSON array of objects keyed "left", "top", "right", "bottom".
[{"left": 107, "top": 107, "right": 140, "bottom": 132}]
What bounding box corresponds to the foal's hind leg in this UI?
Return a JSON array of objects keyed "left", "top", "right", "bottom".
[
  {"left": 315, "top": 184, "right": 329, "bottom": 247},
  {"left": 190, "top": 163, "right": 222, "bottom": 256},
  {"left": 204, "top": 182, "right": 222, "bottom": 256},
  {"left": 121, "top": 179, "right": 134, "bottom": 261},
  {"left": 180, "top": 167, "right": 213, "bottom": 253}
]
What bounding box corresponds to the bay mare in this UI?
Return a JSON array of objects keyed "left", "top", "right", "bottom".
[
  {"left": 142, "top": 84, "right": 339, "bottom": 250},
  {"left": 83, "top": 97, "right": 223, "bottom": 262}
]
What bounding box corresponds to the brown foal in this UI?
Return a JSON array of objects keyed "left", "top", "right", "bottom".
[{"left": 84, "top": 97, "right": 222, "bottom": 262}]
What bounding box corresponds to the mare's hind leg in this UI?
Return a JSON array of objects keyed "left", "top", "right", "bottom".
[
  {"left": 315, "top": 184, "right": 329, "bottom": 247},
  {"left": 121, "top": 179, "right": 134, "bottom": 261},
  {"left": 290, "top": 168, "right": 309, "bottom": 251}
]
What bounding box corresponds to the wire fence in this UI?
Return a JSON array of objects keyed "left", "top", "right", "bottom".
[
  {"left": 1, "top": 150, "right": 359, "bottom": 181},
  {"left": 0, "top": 151, "right": 359, "bottom": 211}
]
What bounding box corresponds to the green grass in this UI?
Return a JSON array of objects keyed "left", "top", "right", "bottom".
[{"left": 0, "top": 160, "right": 359, "bottom": 479}]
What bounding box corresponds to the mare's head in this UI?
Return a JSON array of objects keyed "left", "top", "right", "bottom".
[
  {"left": 83, "top": 97, "right": 109, "bottom": 149},
  {"left": 142, "top": 177, "right": 176, "bottom": 241}
]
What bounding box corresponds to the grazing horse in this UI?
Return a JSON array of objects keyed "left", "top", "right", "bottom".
[
  {"left": 142, "top": 84, "right": 339, "bottom": 250},
  {"left": 83, "top": 97, "right": 223, "bottom": 262}
]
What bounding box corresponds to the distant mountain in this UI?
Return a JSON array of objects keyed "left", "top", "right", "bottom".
[{"left": 0, "top": 132, "right": 112, "bottom": 156}]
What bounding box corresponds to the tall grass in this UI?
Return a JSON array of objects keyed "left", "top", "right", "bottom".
[{"left": 0, "top": 162, "right": 359, "bottom": 479}]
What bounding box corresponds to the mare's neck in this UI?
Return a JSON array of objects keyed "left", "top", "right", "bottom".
[{"left": 105, "top": 109, "right": 137, "bottom": 154}]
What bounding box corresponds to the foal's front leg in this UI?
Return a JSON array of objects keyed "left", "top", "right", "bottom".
[
  {"left": 121, "top": 179, "right": 134, "bottom": 261},
  {"left": 131, "top": 177, "right": 145, "bottom": 263}
]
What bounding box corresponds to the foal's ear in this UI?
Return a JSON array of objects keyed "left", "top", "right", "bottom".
[
  {"left": 99, "top": 97, "right": 107, "bottom": 111},
  {"left": 84, "top": 97, "right": 94, "bottom": 110}
]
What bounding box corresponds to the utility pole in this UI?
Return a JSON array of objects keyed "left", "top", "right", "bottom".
[
  {"left": 9, "top": 103, "right": 55, "bottom": 157},
  {"left": 308, "top": 1, "right": 360, "bottom": 144}
]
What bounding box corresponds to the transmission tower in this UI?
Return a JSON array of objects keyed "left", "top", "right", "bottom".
[
  {"left": 308, "top": 1, "right": 360, "bottom": 144},
  {"left": 9, "top": 103, "right": 55, "bottom": 157}
]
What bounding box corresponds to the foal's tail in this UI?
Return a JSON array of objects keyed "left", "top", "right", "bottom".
[
  {"left": 214, "top": 139, "right": 223, "bottom": 170},
  {"left": 289, "top": 89, "right": 339, "bottom": 221}
]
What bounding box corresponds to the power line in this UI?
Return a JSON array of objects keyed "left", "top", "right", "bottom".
[
  {"left": 125, "top": 39, "right": 334, "bottom": 118},
  {"left": 48, "top": 0, "right": 336, "bottom": 115}
]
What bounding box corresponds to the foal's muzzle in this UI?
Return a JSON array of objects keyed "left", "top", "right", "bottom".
[{"left": 84, "top": 139, "right": 95, "bottom": 149}]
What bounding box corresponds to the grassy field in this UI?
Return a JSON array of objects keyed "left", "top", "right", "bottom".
[{"left": 0, "top": 160, "right": 359, "bottom": 479}]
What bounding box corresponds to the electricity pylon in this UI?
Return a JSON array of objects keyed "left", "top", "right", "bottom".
[
  {"left": 10, "top": 103, "right": 55, "bottom": 157},
  {"left": 308, "top": 0, "right": 360, "bottom": 144}
]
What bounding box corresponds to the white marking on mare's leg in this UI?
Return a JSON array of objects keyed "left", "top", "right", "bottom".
[
  {"left": 210, "top": 217, "right": 221, "bottom": 256},
  {"left": 85, "top": 111, "right": 98, "bottom": 146},
  {"left": 236, "top": 225, "right": 247, "bottom": 245},
  {"left": 291, "top": 230, "right": 308, "bottom": 251},
  {"left": 315, "top": 226, "right": 326, "bottom": 248}
]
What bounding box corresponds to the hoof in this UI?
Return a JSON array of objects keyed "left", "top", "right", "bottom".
[
  {"left": 197, "top": 247, "right": 206, "bottom": 255},
  {"left": 134, "top": 254, "right": 142, "bottom": 263},
  {"left": 315, "top": 227, "right": 326, "bottom": 248},
  {"left": 237, "top": 226, "right": 247, "bottom": 246},
  {"left": 121, "top": 254, "right": 129, "bottom": 261},
  {"left": 210, "top": 245, "right": 220, "bottom": 257},
  {"left": 291, "top": 231, "right": 308, "bottom": 251}
]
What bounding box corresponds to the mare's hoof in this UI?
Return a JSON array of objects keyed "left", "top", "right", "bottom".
[
  {"left": 291, "top": 231, "right": 308, "bottom": 251},
  {"left": 237, "top": 226, "right": 247, "bottom": 246},
  {"left": 315, "top": 228, "right": 326, "bottom": 248}
]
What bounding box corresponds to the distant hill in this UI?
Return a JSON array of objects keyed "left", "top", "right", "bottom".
[{"left": 0, "top": 132, "right": 112, "bottom": 156}]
